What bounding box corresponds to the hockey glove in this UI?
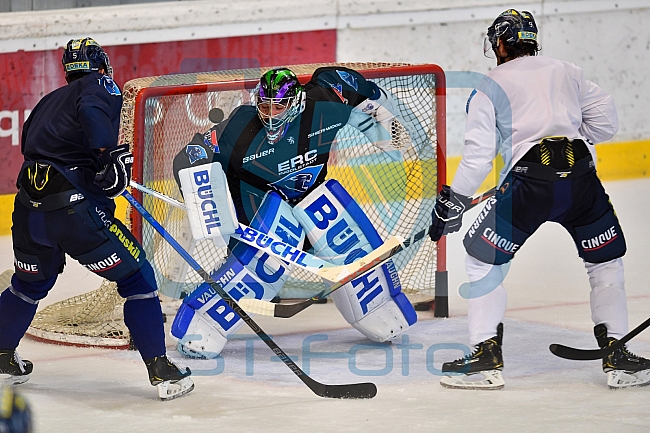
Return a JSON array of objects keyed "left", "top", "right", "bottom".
[
  {"left": 428, "top": 185, "right": 471, "bottom": 242},
  {"left": 94, "top": 144, "right": 134, "bottom": 199}
]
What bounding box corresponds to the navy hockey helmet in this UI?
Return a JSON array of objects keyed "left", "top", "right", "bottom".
[
  {"left": 485, "top": 9, "right": 538, "bottom": 56},
  {"left": 62, "top": 38, "right": 113, "bottom": 82},
  {"left": 254, "top": 68, "right": 305, "bottom": 144},
  {"left": 0, "top": 387, "right": 33, "bottom": 433}
]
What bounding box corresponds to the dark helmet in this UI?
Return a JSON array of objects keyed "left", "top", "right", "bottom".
[
  {"left": 485, "top": 9, "right": 538, "bottom": 54},
  {"left": 254, "top": 68, "right": 305, "bottom": 143},
  {"left": 0, "top": 387, "right": 32, "bottom": 433},
  {"left": 62, "top": 37, "right": 113, "bottom": 82}
]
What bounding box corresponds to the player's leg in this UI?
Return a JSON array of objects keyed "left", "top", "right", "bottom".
[
  {"left": 564, "top": 173, "right": 649, "bottom": 388},
  {"left": 293, "top": 179, "right": 416, "bottom": 342},
  {"left": 440, "top": 176, "right": 544, "bottom": 390},
  {"left": 59, "top": 200, "right": 192, "bottom": 400},
  {"left": 0, "top": 198, "right": 64, "bottom": 385},
  {"left": 171, "top": 192, "right": 302, "bottom": 358}
]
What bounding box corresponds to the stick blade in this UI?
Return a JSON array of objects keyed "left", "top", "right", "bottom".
[
  {"left": 238, "top": 298, "right": 276, "bottom": 316},
  {"left": 273, "top": 299, "right": 317, "bottom": 318},
  {"left": 549, "top": 343, "right": 604, "bottom": 361},
  {"left": 305, "top": 377, "right": 377, "bottom": 399}
]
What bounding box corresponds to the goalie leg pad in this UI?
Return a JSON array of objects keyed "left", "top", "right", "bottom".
[
  {"left": 172, "top": 193, "right": 301, "bottom": 358},
  {"left": 294, "top": 179, "right": 416, "bottom": 342}
]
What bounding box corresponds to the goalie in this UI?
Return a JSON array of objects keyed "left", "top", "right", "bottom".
[{"left": 170, "top": 67, "right": 417, "bottom": 358}]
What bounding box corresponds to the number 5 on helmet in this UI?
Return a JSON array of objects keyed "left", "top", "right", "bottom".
[{"left": 177, "top": 162, "right": 238, "bottom": 247}]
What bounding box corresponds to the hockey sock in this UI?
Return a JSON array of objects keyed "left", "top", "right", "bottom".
[
  {"left": 123, "top": 297, "right": 166, "bottom": 360},
  {"left": 118, "top": 265, "right": 166, "bottom": 360},
  {"left": 0, "top": 286, "right": 40, "bottom": 349},
  {"left": 466, "top": 255, "right": 508, "bottom": 346},
  {"left": 587, "top": 258, "right": 628, "bottom": 339}
]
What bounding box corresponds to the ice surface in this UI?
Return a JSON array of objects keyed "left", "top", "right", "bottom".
[{"left": 2, "top": 178, "right": 649, "bottom": 432}]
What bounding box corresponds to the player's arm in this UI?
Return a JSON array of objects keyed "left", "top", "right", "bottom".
[
  {"left": 429, "top": 88, "right": 497, "bottom": 241},
  {"left": 172, "top": 120, "right": 229, "bottom": 197},
  {"left": 576, "top": 67, "right": 618, "bottom": 144},
  {"left": 77, "top": 76, "right": 132, "bottom": 199},
  {"left": 310, "top": 66, "right": 380, "bottom": 105},
  {"left": 78, "top": 75, "right": 122, "bottom": 151},
  {"left": 452, "top": 89, "right": 498, "bottom": 197},
  {"left": 311, "top": 67, "right": 400, "bottom": 153}
]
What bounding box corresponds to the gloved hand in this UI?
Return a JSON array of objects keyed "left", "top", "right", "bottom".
[
  {"left": 356, "top": 87, "right": 398, "bottom": 152},
  {"left": 428, "top": 185, "right": 472, "bottom": 242},
  {"left": 94, "top": 144, "right": 133, "bottom": 199}
]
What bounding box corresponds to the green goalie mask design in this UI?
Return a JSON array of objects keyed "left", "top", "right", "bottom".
[{"left": 255, "top": 68, "right": 305, "bottom": 144}]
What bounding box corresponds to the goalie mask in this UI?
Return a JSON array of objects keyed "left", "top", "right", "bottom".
[
  {"left": 255, "top": 68, "right": 305, "bottom": 144},
  {"left": 484, "top": 9, "right": 538, "bottom": 58},
  {"left": 62, "top": 37, "right": 113, "bottom": 82}
]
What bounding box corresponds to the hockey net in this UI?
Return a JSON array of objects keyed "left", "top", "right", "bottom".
[{"left": 25, "top": 62, "right": 446, "bottom": 348}]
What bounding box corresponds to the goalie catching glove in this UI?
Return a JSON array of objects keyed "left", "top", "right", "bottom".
[
  {"left": 94, "top": 144, "right": 133, "bottom": 199},
  {"left": 428, "top": 185, "right": 472, "bottom": 242}
]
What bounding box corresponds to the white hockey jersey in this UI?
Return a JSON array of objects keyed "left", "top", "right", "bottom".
[{"left": 452, "top": 55, "right": 618, "bottom": 197}]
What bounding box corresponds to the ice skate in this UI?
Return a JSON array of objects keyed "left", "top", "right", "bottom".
[
  {"left": 145, "top": 355, "right": 194, "bottom": 400},
  {"left": 0, "top": 350, "right": 33, "bottom": 385},
  {"left": 594, "top": 324, "right": 650, "bottom": 389},
  {"left": 440, "top": 323, "right": 504, "bottom": 390}
]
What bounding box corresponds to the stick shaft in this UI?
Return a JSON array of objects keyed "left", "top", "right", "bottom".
[{"left": 122, "top": 189, "right": 377, "bottom": 398}]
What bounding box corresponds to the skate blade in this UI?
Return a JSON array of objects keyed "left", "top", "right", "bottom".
[
  {"left": 157, "top": 377, "right": 195, "bottom": 401},
  {"left": 440, "top": 370, "right": 504, "bottom": 390},
  {"left": 607, "top": 369, "right": 650, "bottom": 389},
  {"left": 0, "top": 373, "right": 30, "bottom": 386}
]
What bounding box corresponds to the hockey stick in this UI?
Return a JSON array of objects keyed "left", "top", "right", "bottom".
[
  {"left": 549, "top": 317, "right": 650, "bottom": 361},
  {"left": 240, "top": 186, "right": 498, "bottom": 318},
  {"left": 129, "top": 180, "right": 403, "bottom": 283},
  {"left": 122, "top": 189, "right": 377, "bottom": 399}
]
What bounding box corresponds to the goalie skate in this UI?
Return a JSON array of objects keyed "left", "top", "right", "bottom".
[{"left": 145, "top": 355, "right": 194, "bottom": 401}]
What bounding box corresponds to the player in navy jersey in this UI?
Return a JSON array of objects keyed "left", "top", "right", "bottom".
[
  {"left": 0, "top": 38, "right": 193, "bottom": 400},
  {"left": 171, "top": 67, "right": 417, "bottom": 358},
  {"left": 430, "top": 10, "right": 650, "bottom": 389}
]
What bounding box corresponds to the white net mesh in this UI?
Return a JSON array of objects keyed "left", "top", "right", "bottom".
[{"left": 25, "top": 62, "right": 445, "bottom": 348}]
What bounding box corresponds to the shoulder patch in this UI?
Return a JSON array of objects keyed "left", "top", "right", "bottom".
[
  {"left": 186, "top": 144, "right": 208, "bottom": 164},
  {"left": 99, "top": 76, "right": 121, "bottom": 96},
  {"left": 336, "top": 70, "right": 359, "bottom": 91},
  {"left": 466, "top": 89, "right": 477, "bottom": 114},
  {"left": 330, "top": 84, "right": 346, "bottom": 102},
  {"left": 203, "top": 129, "right": 220, "bottom": 153}
]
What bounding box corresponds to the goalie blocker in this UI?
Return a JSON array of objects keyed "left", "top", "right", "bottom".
[{"left": 171, "top": 171, "right": 416, "bottom": 358}]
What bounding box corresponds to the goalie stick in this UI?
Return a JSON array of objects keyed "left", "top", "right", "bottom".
[
  {"left": 240, "top": 186, "right": 498, "bottom": 318},
  {"left": 550, "top": 317, "right": 650, "bottom": 361},
  {"left": 122, "top": 189, "right": 377, "bottom": 399},
  {"left": 129, "top": 180, "right": 403, "bottom": 284}
]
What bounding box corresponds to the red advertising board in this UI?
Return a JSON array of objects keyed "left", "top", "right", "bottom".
[{"left": 0, "top": 30, "right": 336, "bottom": 194}]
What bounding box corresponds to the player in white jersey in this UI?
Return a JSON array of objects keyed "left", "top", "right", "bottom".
[{"left": 429, "top": 9, "right": 650, "bottom": 390}]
